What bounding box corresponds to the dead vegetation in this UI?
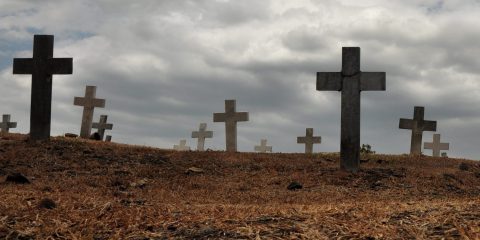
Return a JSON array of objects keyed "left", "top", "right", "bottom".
[{"left": 0, "top": 133, "right": 479, "bottom": 239}]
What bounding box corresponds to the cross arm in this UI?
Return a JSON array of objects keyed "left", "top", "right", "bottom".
[
  {"left": 360, "top": 72, "right": 386, "bottom": 91},
  {"left": 316, "top": 72, "right": 342, "bottom": 91},
  {"left": 12, "top": 58, "right": 34, "bottom": 74},
  {"left": 424, "top": 142, "right": 434, "bottom": 149},
  {"left": 399, "top": 118, "right": 413, "bottom": 129},
  {"left": 234, "top": 112, "right": 249, "bottom": 122},
  {"left": 297, "top": 137, "right": 306, "bottom": 144},
  {"left": 213, "top": 113, "right": 226, "bottom": 122},
  {"left": 312, "top": 137, "right": 322, "bottom": 143},
  {"left": 48, "top": 58, "right": 73, "bottom": 74},
  {"left": 439, "top": 143, "right": 450, "bottom": 150},
  {"left": 423, "top": 120, "right": 437, "bottom": 131}
]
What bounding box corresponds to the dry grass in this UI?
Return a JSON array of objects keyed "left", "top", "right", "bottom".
[{"left": 0, "top": 133, "right": 479, "bottom": 239}]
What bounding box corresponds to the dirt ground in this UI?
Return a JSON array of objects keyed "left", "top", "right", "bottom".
[{"left": 0, "top": 133, "right": 479, "bottom": 239}]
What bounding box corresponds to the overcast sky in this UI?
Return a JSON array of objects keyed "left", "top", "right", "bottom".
[{"left": 1, "top": 0, "right": 479, "bottom": 159}]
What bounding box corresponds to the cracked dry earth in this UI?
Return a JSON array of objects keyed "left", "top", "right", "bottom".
[{"left": 0, "top": 133, "right": 479, "bottom": 239}]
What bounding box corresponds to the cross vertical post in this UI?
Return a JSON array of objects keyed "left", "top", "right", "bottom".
[
  {"left": 316, "top": 47, "right": 386, "bottom": 171},
  {"left": 13, "top": 35, "right": 73, "bottom": 141}
]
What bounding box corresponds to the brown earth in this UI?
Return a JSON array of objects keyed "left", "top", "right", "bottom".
[{"left": 0, "top": 133, "right": 479, "bottom": 239}]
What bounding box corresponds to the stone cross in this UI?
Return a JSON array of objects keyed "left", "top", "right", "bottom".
[
  {"left": 424, "top": 134, "right": 449, "bottom": 157},
  {"left": 105, "top": 135, "right": 112, "bottom": 142},
  {"left": 12, "top": 35, "right": 73, "bottom": 141},
  {"left": 92, "top": 115, "right": 113, "bottom": 141},
  {"left": 213, "top": 99, "right": 249, "bottom": 152},
  {"left": 0, "top": 114, "right": 17, "bottom": 133},
  {"left": 297, "top": 128, "right": 322, "bottom": 154},
  {"left": 254, "top": 139, "right": 272, "bottom": 153},
  {"left": 399, "top": 106, "right": 437, "bottom": 154},
  {"left": 74, "top": 86, "right": 106, "bottom": 138},
  {"left": 316, "top": 47, "right": 385, "bottom": 172},
  {"left": 174, "top": 139, "right": 190, "bottom": 151},
  {"left": 191, "top": 123, "right": 213, "bottom": 151}
]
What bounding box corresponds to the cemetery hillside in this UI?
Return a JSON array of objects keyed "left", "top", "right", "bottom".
[{"left": 1, "top": 133, "right": 479, "bottom": 239}]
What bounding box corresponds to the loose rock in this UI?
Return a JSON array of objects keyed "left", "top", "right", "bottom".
[
  {"left": 38, "top": 198, "right": 56, "bottom": 209},
  {"left": 186, "top": 167, "right": 205, "bottom": 174},
  {"left": 287, "top": 181, "right": 303, "bottom": 190},
  {"left": 5, "top": 173, "right": 30, "bottom": 184}
]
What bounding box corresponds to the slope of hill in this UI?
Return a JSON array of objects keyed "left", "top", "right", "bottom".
[{"left": 1, "top": 133, "right": 479, "bottom": 239}]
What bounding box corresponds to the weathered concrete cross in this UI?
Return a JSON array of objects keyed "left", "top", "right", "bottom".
[
  {"left": 424, "top": 134, "right": 449, "bottom": 157},
  {"left": 191, "top": 123, "right": 213, "bottom": 151},
  {"left": 0, "top": 114, "right": 17, "bottom": 133},
  {"left": 399, "top": 106, "right": 437, "bottom": 154},
  {"left": 92, "top": 115, "right": 113, "bottom": 141},
  {"left": 13, "top": 35, "right": 73, "bottom": 141},
  {"left": 74, "top": 86, "right": 106, "bottom": 138},
  {"left": 254, "top": 139, "right": 272, "bottom": 153},
  {"left": 174, "top": 140, "right": 190, "bottom": 151},
  {"left": 213, "top": 100, "right": 249, "bottom": 152},
  {"left": 297, "top": 128, "right": 321, "bottom": 154},
  {"left": 316, "top": 47, "right": 385, "bottom": 171}
]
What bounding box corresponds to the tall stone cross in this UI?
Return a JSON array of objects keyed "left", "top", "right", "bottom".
[
  {"left": 174, "top": 140, "right": 190, "bottom": 151},
  {"left": 213, "top": 99, "right": 249, "bottom": 152},
  {"left": 92, "top": 115, "right": 113, "bottom": 141},
  {"left": 74, "top": 86, "right": 106, "bottom": 138},
  {"left": 297, "top": 128, "right": 322, "bottom": 154},
  {"left": 316, "top": 47, "right": 386, "bottom": 171},
  {"left": 0, "top": 114, "right": 17, "bottom": 133},
  {"left": 424, "top": 133, "right": 449, "bottom": 157},
  {"left": 399, "top": 106, "right": 437, "bottom": 154},
  {"left": 191, "top": 123, "right": 213, "bottom": 151},
  {"left": 12, "top": 35, "right": 73, "bottom": 141},
  {"left": 254, "top": 139, "right": 272, "bottom": 153}
]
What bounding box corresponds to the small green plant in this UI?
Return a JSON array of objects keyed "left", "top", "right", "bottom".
[
  {"left": 360, "top": 144, "right": 376, "bottom": 154},
  {"left": 441, "top": 152, "right": 448, "bottom": 158}
]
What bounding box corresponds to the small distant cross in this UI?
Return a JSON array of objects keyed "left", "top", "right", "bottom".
[
  {"left": 424, "top": 134, "right": 449, "bottom": 157},
  {"left": 297, "top": 128, "right": 322, "bottom": 154},
  {"left": 0, "top": 114, "right": 17, "bottom": 133},
  {"left": 191, "top": 123, "right": 213, "bottom": 151},
  {"left": 92, "top": 115, "right": 113, "bottom": 141},
  {"left": 316, "top": 47, "right": 385, "bottom": 171},
  {"left": 13, "top": 35, "right": 73, "bottom": 141},
  {"left": 254, "top": 139, "right": 272, "bottom": 153},
  {"left": 74, "top": 86, "right": 106, "bottom": 138},
  {"left": 174, "top": 140, "right": 190, "bottom": 151},
  {"left": 213, "top": 100, "right": 249, "bottom": 152},
  {"left": 399, "top": 106, "right": 437, "bottom": 154}
]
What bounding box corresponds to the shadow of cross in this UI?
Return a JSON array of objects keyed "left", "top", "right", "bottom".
[
  {"left": 174, "top": 139, "right": 190, "bottom": 151},
  {"left": 254, "top": 139, "right": 272, "bottom": 153},
  {"left": 297, "top": 128, "right": 321, "bottom": 154},
  {"left": 424, "top": 134, "right": 449, "bottom": 157},
  {"left": 0, "top": 114, "right": 17, "bottom": 133},
  {"left": 13, "top": 35, "right": 73, "bottom": 141},
  {"left": 191, "top": 123, "right": 213, "bottom": 151},
  {"left": 316, "top": 47, "right": 386, "bottom": 172},
  {"left": 399, "top": 106, "right": 437, "bottom": 155},
  {"left": 74, "top": 86, "right": 106, "bottom": 138},
  {"left": 92, "top": 115, "right": 113, "bottom": 141},
  {"left": 213, "top": 100, "right": 249, "bottom": 152}
]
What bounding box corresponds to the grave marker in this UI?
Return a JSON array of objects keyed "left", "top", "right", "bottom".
[
  {"left": 13, "top": 35, "right": 73, "bottom": 141},
  {"left": 297, "top": 128, "right": 321, "bottom": 154},
  {"left": 191, "top": 123, "right": 213, "bottom": 151},
  {"left": 74, "top": 86, "right": 106, "bottom": 138},
  {"left": 92, "top": 115, "right": 113, "bottom": 141},
  {"left": 213, "top": 100, "right": 249, "bottom": 152},
  {"left": 174, "top": 140, "right": 190, "bottom": 151},
  {"left": 0, "top": 114, "right": 17, "bottom": 133},
  {"left": 424, "top": 134, "right": 449, "bottom": 157},
  {"left": 316, "top": 47, "right": 385, "bottom": 171},
  {"left": 254, "top": 139, "right": 272, "bottom": 153},
  {"left": 399, "top": 106, "right": 437, "bottom": 154}
]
